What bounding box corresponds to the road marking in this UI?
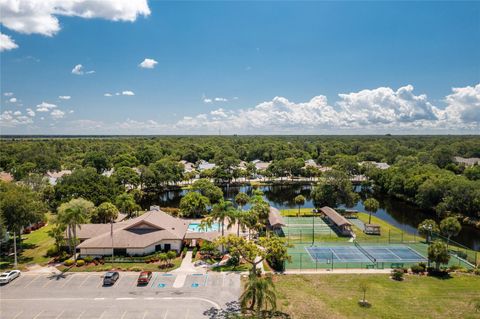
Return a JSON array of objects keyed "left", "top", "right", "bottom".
[
  {"left": 144, "top": 297, "right": 154, "bottom": 300},
  {"left": 61, "top": 274, "right": 76, "bottom": 288},
  {"left": 116, "top": 297, "right": 134, "bottom": 300},
  {"left": 12, "top": 311, "right": 23, "bottom": 319},
  {"left": 204, "top": 274, "right": 208, "bottom": 287},
  {"left": 163, "top": 309, "right": 169, "bottom": 319},
  {"left": 222, "top": 273, "right": 225, "bottom": 287},
  {"left": 142, "top": 311, "right": 148, "bottom": 319},
  {"left": 150, "top": 273, "right": 158, "bottom": 287},
  {"left": 120, "top": 311, "right": 127, "bottom": 319},
  {"left": 55, "top": 310, "right": 65, "bottom": 319},
  {"left": 77, "top": 310, "right": 85, "bottom": 319},
  {"left": 24, "top": 275, "right": 40, "bottom": 288},
  {"left": 114, "top": 274, "right": 124, "bottom": 287},
  {"left": 79, "top": 275, "right": 91, "bottom": 287},
  {"left": 33, "top": 310, "right": 44, "bottom": 319},
  {"left": 43, "top": 277, "right": 56, "bottom": 288},
  {"left": 184, "top": 308, "right": 190, "bottom": 319},
  {"left": 98, "top": 311, "right": 106, "bottom": 319},
  {"left": 95, "top": 297, "right": 105, "bottom": 300}
]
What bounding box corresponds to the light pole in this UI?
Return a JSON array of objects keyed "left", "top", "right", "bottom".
[{"left": 312, "top": 209, "right": 315, "bottom": 246}]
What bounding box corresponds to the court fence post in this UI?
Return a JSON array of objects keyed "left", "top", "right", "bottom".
[
  {"left": 388, "top": 229, "right": 391, "bottom": 244},
  {"left": 300, "top": 253, "right": 302, "bottom": 272}
]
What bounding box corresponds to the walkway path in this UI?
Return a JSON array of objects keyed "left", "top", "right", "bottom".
[{"left": 172, "top": 251, "right": 205, "bottom": 288}]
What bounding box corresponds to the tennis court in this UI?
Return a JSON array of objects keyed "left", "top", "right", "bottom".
[{"left": 305, "top": 244, "right": 427, "bottom": 263}]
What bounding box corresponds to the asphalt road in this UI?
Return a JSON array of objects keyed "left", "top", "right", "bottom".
[{"left": 0, "top": 271, "right": 242, "bottom": 319}]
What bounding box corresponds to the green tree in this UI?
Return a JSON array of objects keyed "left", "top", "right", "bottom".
[
  {"left": 179, "top": 192, "right": 210, "bottom": 218},
  {"left": 115, "top": 193, "right": 140, "bottom": 218},
  {"left": 364, "top": 198, "right": 380, "bottom": 224},
  {"left": 92, "top": 202, "right": 119, "bottom": 224},
  {"left": 112, "top": 166, "right": 140, "bottom": 188},
  {"left": 439, "top": 217, "right": 461, "bottom": 247},
  {"left": 210, "top": 200, "right": 237, "bottom": 251},
  {"left": 417, "top": 219, "right": 440, "bottom": 243},
  {"left": 149, "top": 158, "right": 184, "bottom": 189},
  {"left": 83, "top": 151, "right": 110, "bottom": 173},
  {"left": 48, "top": 222, "right": 66, "bottom": 252},
  {"left": 240, "top": 273, "right": 277, "bottom": 316},
  {"left": 0, "top": 182, "right": 45, "bottom": 266},
  {"left": 428, "top": 240, "right": 450, "bottom": 271},
  {"left": 259, "top": 236, "right": 291, "bottom": 271},
  {"left": 311, "top": 170, "right": 358, "bottom": 208},
  {"left": 192, "top": 178, "right": 223, "bottom": 204},
  {"left": 57, "top": 198, "right": 94, "bottom": 261},
  {"left": 235, "top": 192, "right": 250, "bottom": 210},
  {"left": 294, "top": 194, "right": 306, "bottom": 217}
]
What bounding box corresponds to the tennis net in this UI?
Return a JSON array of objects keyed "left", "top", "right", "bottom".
[{"left": 354, "top": 240, "right": 377, "bottom": 264}]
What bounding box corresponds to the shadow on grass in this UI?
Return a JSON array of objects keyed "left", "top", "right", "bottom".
[{"left": 203, "top": 301, "right": 291, "bottom": 319}]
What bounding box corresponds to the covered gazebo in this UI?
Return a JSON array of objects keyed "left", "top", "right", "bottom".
[
  {"left": 364, "top": 223, "right": 381, "bottom": 235},
  {"left": 319, "top": 206, "right": 353, "bottom": 237}
]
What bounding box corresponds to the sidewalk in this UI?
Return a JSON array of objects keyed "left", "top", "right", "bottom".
[
  {"left": 171, "top": 251, "right": 205, "bottom": 288},
  {"left": 283, "top": 268, "right": 392, "bottom": 275}
]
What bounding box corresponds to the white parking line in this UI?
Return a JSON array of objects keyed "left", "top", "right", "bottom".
[
  {"left": 142, "top": 311, "right": 148, "bottom": 319},
  {"left": 24, "top": 275, "right": 40, "bottom": 288},
  {"left": 98, "top": 311, "right": 106, "bottom": 319},
  {"left": 184, "top": 308, "right": 190, "bottom": 319},
  {"left": 33, "top": 310, "right": 44, "bottom": 319},
  {"left": 12, "top": 311, "right": 23, "bottom": 319},
  {"left": 79, "top": 275, "right": 91, "bottom": 287},
  {"left": 163, "top": 310, "right": 169, "bottom": 319},
  {"left": 55, "top": 310, "right": 65, "bottom": 319},
  {"left": 120, "top": 311, "right": 127, "bottom": 319},
  {"left": 76, "top": 310, "right": 85, "bottom": 319},
  {"left": 60, "top": 274, "right": 76, "bottom": 288}
]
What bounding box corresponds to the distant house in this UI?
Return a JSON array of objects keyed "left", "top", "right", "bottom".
[
  {"left": 0, "top": 171, "right": 13, "bottom": 183},
  {"left": 268, "top": 207, "right": 286, "bottom": 232},
  {"left": 179, "top": 160, "right": 195, "bottom": 173},
  {"left": 304, "top": 159, "right": 319, "bottom": 168},
  {"left": 46, "top": 170, "right": 72, "bottom": 185},
  {"left": 102, "top": 168, "right": 114, "bottom": 177},
  {"left": 252, "top": 159, "right": 271, "bottom": 171},
  {"left": 319, "top": 206, "right": 353, "bottom": 237},
  {"left": 359, "top": 161, "right": 390, "bottom": 170},
  {"left": 454, "top": 157, "right": 480, "bottom": 167},
  {"left": 197, "top": 160, "right": 216, "bottom": 171}
]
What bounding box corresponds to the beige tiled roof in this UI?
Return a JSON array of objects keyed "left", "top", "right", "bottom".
[
  {"left": 320, "top": 206, "right": 352, "bottom": 227},
  {"left": 77, "top": 209, "right": 189, "bottom": 249},
  {"left": 268, "top": 207, "right": 286, "bottom": 227}
]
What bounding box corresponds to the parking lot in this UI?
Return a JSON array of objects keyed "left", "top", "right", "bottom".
[{"left": 0, "top": 272, "right": 241, "bottom": 319}]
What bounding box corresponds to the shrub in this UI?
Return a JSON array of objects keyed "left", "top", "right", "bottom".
[
  {"left": 76, "top": 260, "right": 85, "bottom": 267},
  {"left": 391, "top": 268, "right": 404, "bottom": 281},
  {"left": 64, "top": 259, "right": 74, "bottom": 267},
  {"left": 474, "top": 268, "right": 480, "bottom": 276},
  {"left": 58, "top": 251, "right": 69, "bottom": 262},
  {"left": 129, "top": 266, "right": 142, "bottom": 272},
  {"left": 192, "top": 247, "right": 198, "bottom": 258},
  {"left": 182, "top": 247, "right": 188, "bottom": 257},
  {"left": 83, "top": 256, "right": 94, "bottom": 263},
  {"left": 226, "top": 255, "right": 240, "bottom": 267},
  {"left": 411, "top": 264, "right": 425, "bottom": 274},
  {"left": 46, "top": 246, "right": 59, "bottom": 257}
]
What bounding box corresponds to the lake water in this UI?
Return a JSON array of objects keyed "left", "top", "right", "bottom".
[{"left": 143, "top": 183, "right": 480, "bottom": 251}]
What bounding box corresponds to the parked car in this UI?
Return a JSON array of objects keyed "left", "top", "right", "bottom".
[
  {"left": 0, "top": 270, "right": 21, "bottom": 284},
  {"left": 137, "top": 271, "right": 152, "bottom": 285},
  {"left": 103, "top": 271, "right": 119, "bottom": 286}
]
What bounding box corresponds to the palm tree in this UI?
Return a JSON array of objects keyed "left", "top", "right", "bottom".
[
  {"left": 235, "top": 192, "right": 250, "bottom": 210},
  {"left": 115, "top": 193, "right": 140, "bottom": 218},
  {"left": 210, "top": 200, "right": 236, "bottom": 238},
  {"left": 294, "top": 194, "right": 305, "bottom": 217},
  {"left": 240, "top": 272, "right": 277, "bottom": 316},
  {"left": 364, "top": 198, "right": 379, "bottom": 224},
  {"left": 58, "top": 198, "right": 94, "bottom": 261}
]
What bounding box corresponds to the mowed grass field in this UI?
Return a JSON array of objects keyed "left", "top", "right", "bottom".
[{"left": 273, "top": 274, "right": 480, "bottom": 319}]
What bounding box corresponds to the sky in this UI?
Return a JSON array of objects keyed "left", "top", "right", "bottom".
[{"left": 0, "top": 0, "right": 479, "bottom": 135}]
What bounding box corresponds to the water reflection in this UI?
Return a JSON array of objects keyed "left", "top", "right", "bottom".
[{"left": 140, "top": 184, "right": 479, "bottom": 250}]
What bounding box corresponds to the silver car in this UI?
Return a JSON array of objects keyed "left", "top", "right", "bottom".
[{"left": 0, "top": 270, "right": 21, "bottom": 284}]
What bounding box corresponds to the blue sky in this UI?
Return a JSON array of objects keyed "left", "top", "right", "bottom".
[{"left": 1, "top": 1, "right": 479, "bottom": 134}]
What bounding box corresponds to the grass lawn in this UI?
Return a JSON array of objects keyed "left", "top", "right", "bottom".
[
  {"left": 211, "top": 263, "right": 251, "bottom": 272},
  {"left": 56, "top": 258, "right": 182, "bottom": 273},
  {"left": 281, "top": 208, "right": 317, "bottom": 217},
  {"left": 0, "top": 214, "right": 55, "bottom": 269},
  {"left": 273, "top": 273, "right": 480, "bottom": 319}
]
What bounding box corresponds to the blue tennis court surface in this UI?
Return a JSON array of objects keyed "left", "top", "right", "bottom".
[{"left": 306, "top": 244, "right": 426, "bottom": 263}]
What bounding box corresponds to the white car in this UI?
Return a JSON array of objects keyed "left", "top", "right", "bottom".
[{"left": 0, "top": 270, "right": 21, "bottom": 284}]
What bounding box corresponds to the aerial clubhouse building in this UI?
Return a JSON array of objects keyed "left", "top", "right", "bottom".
[{"left": 76, "top": 206, "right": 220, "bottom": 256}]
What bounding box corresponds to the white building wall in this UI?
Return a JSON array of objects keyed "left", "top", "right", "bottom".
[{"left": 80, "top": 239, "right": 183, "bottom": 256}]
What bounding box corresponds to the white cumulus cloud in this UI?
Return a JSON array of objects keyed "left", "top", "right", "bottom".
[
  {"left": 4, "top": 92, "right": 14, "bottom": 97},
  {"left": 0, "top": 0, "right": 151, "bottom": 53},
  {"left": 36, "top": 101, "right": 57, "bottom": 112},
  {"left": 59, "top": 95, "right": 71, "bottom": 100},
  {"left": 122, "top": 91, "right": 135, "bottom": 96},
  {"left": 26, "top": 108, "right": 35, "bottom": 117},
  {"left": 0, "top": 110, "right": 33, "bottom": 127},
  {"left": 214, "top": 97, "right": 228, "bottom": 102},
  {"left": 440, "top": 84, "right": 480, "bottom": 124},
  {"left": 0, "top": 32, "right": 18, "bottom": 52},
  {"left": 71, "top": 64, "right": 94, "bottom": 75},
  {"left": 9, "top": 97, "right": 17, "bottom": 103},
  {"left": 139, "top": 58, "right": 158, "bottom": 69},
  {"left": 104, "top": 93, "right": 113, "bottom": 97},
  {"left": 51, "top": 109, "right": 65, "bottom": 120}
]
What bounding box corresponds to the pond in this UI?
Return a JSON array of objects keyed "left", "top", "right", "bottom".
[{"left": 142, "top": 183, "right": 480, "bottom": 251}]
